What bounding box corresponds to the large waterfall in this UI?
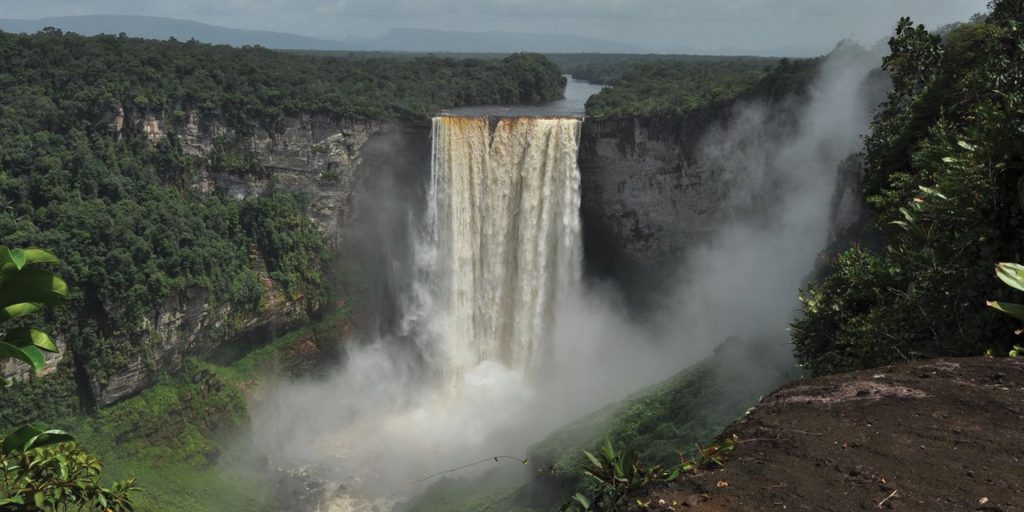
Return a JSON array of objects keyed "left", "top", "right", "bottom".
[
  {"left": 414, "top": 116, "right": 584, "bottom": 385},
  {"left": 252, "top": 115, "right": 589, "bottom": 511}
]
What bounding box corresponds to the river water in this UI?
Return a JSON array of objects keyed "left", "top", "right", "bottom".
[{"left": 441, "top": 75, "right": 605, "bottom": 117}]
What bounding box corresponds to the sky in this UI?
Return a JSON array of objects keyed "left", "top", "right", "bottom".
[{"left": 0, "top": 0, "right": 990, "bottom": 55}]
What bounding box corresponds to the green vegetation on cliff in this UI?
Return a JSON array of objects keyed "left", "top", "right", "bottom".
[
  {"left": 583, "top": 59, "right": 771, "bottom": 117},
  {"left": 793, "top": 2, "right": 1024, "bottom": 373},
  {"left": 0, "top": 30, "right": 564, "bottom": 125},
  {"left": 403, "top": 341, "right": 795, "bottom": 512},
  {"left": 580, "top": 53, "right": 825, "bottom": 118},
  {"left": 53, "top": 307, "right": 350, "bottom": 512},
  {"left": 0, "top": 29, "right": 565, "bottom": 418}
]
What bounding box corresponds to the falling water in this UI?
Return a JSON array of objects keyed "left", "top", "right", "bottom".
[
  {"left": 412, "top": 116, "right": 584, "bottom": 385},
  {"left": 252, "top": 115, "right": 588, "bottom": 511}
]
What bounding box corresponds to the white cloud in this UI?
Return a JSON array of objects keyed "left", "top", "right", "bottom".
[{"left": 0, "top": 0, "right": 990, "bottom": 54}]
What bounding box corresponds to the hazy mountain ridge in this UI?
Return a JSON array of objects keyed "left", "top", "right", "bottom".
[
  {"left": 0, "top": 14, "right": 354, "bottom": 50},
  {"left": 349, "top": 28, "right": 650, "bottom": 53},
  {"left": 0, "top": 14, "right": 648, "bottom": 53}
]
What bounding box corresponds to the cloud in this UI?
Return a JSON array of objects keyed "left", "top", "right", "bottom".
[{"left": 0, "top": 0, "right": 989, "bottom": 54}]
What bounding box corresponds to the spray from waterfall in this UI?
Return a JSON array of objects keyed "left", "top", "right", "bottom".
[
  {"left": 249, "top": 46, "right": 885, "bottom": 511},
  {"left": 251, "top": 115, "right": 590, "bottom": 509}
]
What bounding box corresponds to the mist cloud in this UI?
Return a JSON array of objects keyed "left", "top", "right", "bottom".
[{"left": 246, "top": 44, "right": 886, "bottom": 511}]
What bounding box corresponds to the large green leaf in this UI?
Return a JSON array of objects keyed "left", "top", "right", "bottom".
[
  {"left": 0, "top": 302, "right": 43, "bottom": 324},
  {"left": 1, "top": 424, "right": 74, "bottom": 454},
  {"left": 0, "top": 341, "right": 45, "bottom": 372},
  {"left": 987, "top": 300, "right": 1024, "bottom": 322},
  {"left": 0, "top": 269, "right": 68, "bottom": 308},
  {"left": 996, "top": 263, "right": 1024, "bottom": 293},
  {"left": 3, "top": 327, "right": 58, "bottom": 353},
  {"left": 0, "top": 247, "right": 59, "bottom": 273}
]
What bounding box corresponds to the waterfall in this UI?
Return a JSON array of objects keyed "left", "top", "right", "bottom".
[{"left": 412, "top": 116, "right": 583, "bottom": 385}]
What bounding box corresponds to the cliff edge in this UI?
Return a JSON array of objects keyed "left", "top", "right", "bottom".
[{"left": 631, "top": 357, "right": 1024, "bottom": 511}]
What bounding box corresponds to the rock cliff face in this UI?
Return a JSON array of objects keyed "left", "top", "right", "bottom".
[
  {"left": 578, "top": 109, "right": 732, "bottom": 298},
  {"left": 132, "top": 109, "right": 399, "bottom": 248},
  {"left": 82, "top": 108, "right": 429, "bottom": 406},
  {"left": 578, "top": 101, "right": 864, "bottom": 305}
]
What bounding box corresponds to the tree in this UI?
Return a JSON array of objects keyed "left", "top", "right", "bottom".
[
  {"left": 0, "top": 246, "right": 138, "bottom": 510},
  {"left": 793, "top": 1, "right": 1024, "bottom": 374}
]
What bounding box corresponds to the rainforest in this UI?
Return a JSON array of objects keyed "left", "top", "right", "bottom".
[{"left": 1, "top": 1, "right": 1022, "bottom": 511}]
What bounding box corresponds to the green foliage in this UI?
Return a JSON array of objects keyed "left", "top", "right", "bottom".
[
  {"left": 561, "top": 436, "right": 738, "bottom": 512},
  {"left": 793, "top": 3, "right": 1024, "bottom": 374},
  {"left": 987, "top": 262, "right": 1024, "bottom": 324},
  {"left": 579, "top": 51, "right": 827, "bottom": 118},
  {"left": 240, "top": 194, "right": 326, "bottom": 299},
  {"left": 0, "top": 246, "right": 66, "bottom": 386},
  {"left": 543, "top": 54, "right": 777, "bottom": 87},
  {"left": 522, "top": 340, "right": 792, "bottom": 512},
  {"left": 0, "top": 441, "right": 138, "bottom": 511},
  {"left": 0, "top": 30, "right": 563, "bottom": 405},
  {"left": 0, "top": 31, "right": 564, "bottom": 126},
  {"left": 584, "top": 59, "right": 772, "bottom": 117},
  {"left": 987, "top": 261, "right": 1024, "bottom": 358},
  {"left": 0, "top": 368, "right": 80, "bottom": 431},
  {"left": 49, "top": 307, "right": 349, "bottom": 512},
  {"left": 561, "top": 439, "right": 671, "bottom": 512}
]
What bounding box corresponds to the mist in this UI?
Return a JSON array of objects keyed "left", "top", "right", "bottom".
[{"left": 248, "top": 45, "right": 885, "bottom": 510}]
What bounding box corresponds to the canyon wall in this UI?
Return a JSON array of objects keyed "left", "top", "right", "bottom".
[{"left": 84, "top": 109, "right": 430, "bottom": 405}]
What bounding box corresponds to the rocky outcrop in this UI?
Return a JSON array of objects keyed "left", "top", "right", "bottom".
[
  {"left": 128, "top": 109, "right": 400, "bottom": 249},
  {"left": 579, "top": 110, "right": 732, "bottom": 295},
  {"left": 631, "top": 357, "right": 1024, "bottom": 512},
  {"left": 91, "top": 281, "right": 304, "bottom": 406},
  {"left": 80, "top": 108, "right": 430, "bottom": 406}
]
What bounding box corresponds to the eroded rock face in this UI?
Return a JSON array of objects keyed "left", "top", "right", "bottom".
[
  {"left": 91, "top": 283, "right": 305, "bottom": 406},
  {"left": 131, "top": 109, "right": 396, "bottom": 249},
  {"left": 82, "top": 108, "right": 429, "bottom": 406},
  {"left": 579, "top": 113, "right": 730, "bottom": 293}
]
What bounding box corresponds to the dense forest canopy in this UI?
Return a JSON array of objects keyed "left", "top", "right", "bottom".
[
  {"left": 0, "top": 30, "right": 565, "bottom": 127},
  {"left": 582, "top": 54, "right": 819, "bottom": 117},
  {"left": 793, "top": 4, "right": 1024, "bottom": 373},
  {"left": 546, "top": 53, "right": 777, "bottom": 86},
  {"left": 0, "top": 29, "right": 566, "bottom": 424}
]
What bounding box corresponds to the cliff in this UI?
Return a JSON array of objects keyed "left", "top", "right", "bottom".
[
  {"left": 578, "top": 108, "right": 731, "bottom": 296},
  {"left": 85, "top": 108, "right": 429, "bottom": 406},
  {"left": 630, "top": 357, "right": 1024, "bottom": 511},
  {"left": 578, "top": 100, "right": 813, "bottom": 304}
]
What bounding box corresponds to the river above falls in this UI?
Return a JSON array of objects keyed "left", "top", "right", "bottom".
[{"left": 440, "top": 75, "right": 605, "bottom": 117}]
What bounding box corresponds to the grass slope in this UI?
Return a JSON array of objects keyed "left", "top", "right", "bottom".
[
  {"left": 404, "top": 340, "right": 798, "bottom": 511},
  {"left": 55, "top": 307, "right": 350, "bottom": 512}
]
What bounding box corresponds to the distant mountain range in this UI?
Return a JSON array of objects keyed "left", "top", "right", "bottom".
[
  {"left": 348, "top": 28, "right": 651, "bottom": 54},
  {"left": 0, "top": 15, "right": 352, "bottom": 50},
  {"left": 0, "top": 15, "right": 651, "bottom": 54}
]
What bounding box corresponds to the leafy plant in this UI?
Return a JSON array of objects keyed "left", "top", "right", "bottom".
[
  {"left": 987, "top": 263, "right": 1024, "bottom": 322},
  {"left": 0, "top": 247, "right": 66, "bottom": 387},
  {"left": 0, "top": 247, "right": 138, "bottom": 510},
  {"left": 0, "top": 438, "right": 138, "bottom": 511},
  {"left": 793, "top": 2, "right": 1024, "bottom": 373},
  {"left": 562, "top": 436, "right": 739, "bottom": 512},
  {"left": 987, "top": 262, "right": 1024, "bottom": 357}
]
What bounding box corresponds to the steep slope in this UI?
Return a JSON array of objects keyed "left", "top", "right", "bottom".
[{"left": 631, "top": 357, "right": 1024, "bottom": 512}]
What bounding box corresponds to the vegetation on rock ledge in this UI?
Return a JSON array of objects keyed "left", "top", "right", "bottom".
[{"left": 793, "top": 1, "right": 1024, "bottom": 373}]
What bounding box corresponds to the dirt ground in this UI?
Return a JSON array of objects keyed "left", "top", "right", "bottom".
[{"left": 629, "top": 357, "right": 1024, "bottom": 512}]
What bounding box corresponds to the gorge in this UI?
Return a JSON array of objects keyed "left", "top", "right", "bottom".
[
  {"left": 240, "top": 47, "right": 885, "bottom": 510},
  {"left": 3, "top": 5, "right": 1021, "bottom": 511},
  {"left": 0, "top": 31, "right": 884, "bottom": 512}
]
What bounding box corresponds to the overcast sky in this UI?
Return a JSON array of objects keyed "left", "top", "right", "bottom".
[{"left": 0, "top": 0, "right": 990, "bottom": 54}]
